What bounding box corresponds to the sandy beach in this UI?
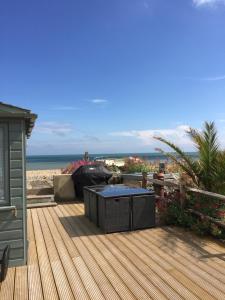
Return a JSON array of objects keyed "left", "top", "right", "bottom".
[{"left": 26, "top": 169, "right": 61, "bottom": 190}]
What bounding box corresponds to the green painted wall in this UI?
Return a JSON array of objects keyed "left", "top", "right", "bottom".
[{"left": 0, "top": 119, "right": 27, "bottom": 266}]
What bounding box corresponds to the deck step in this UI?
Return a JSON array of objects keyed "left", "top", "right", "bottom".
[
  {"left": 27, "top": 194, "right": 54, "bottom": 204},
  {"left": 27, "top": 202, "right": 57, "bottom": 209}
]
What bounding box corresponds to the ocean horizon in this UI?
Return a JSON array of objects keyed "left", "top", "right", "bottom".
[{"left": 26, "top": 152, "right": 198, "bottom": 170}]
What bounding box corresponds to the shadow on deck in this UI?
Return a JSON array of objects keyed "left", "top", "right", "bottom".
[{"left": 1, "top": 202, "right": 225, "bottom": 300}]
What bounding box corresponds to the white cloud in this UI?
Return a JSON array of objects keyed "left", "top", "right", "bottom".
[
  {"left": 91, "top": 99, "right": 108, "bottom": 104},
  {"left": 186, "top": 75, "right": 225, "bottom": 81},
  {"left": 111, "top": 125, "right": 193, "bottom": 149},
  {"left": 52, "top": 106, "right": 80, "bottom": 111},
  {"left": 34, "top": 121, "right": 73, "bottom": 137},
  {"left": 193, "top": 0, "right": 225, "bottom": 6},
  {"left": 143, "top": 1, "right": 150, "bottom": 9},
  {"left": 200, "top": 75, "right": 225, "bottom": 81}
]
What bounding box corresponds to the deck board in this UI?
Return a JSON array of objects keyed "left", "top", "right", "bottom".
[
  {"left": 70, "top": 204, "right": 197, "bottom": 300},
  {"left": 27, "top": 209, "right": 44, "bottom": 300},
  {"left": 4, "top": 202, "right": 225, "bottom": 299}
]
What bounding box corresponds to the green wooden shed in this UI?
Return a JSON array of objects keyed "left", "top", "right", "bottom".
[{"left": 0, "top": 102, "right": 37, "bottom": 266}]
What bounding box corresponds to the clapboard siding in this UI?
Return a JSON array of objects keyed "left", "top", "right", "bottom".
[
  {"left": 11, "top": 197, "right": 24, "bottom": 208},
  {"left": 0, "top": 219, "right": 23, "bottom": 231},
  {"left": 8, "top": 248, "right": 24, "bottom": 259},
  {"left": 10, "top": 178, "right": 23, "bottom": 188},
  {"left": 0, "top": 119, "right": 26, "bottom": 266},
  {"left": 10, "top": 169, "right": 23, "bottom": 179},
  {"left": 0, "top": 245, "right": 24, "bottom": 260},
  {"left": 0, "top": 209, "right": 23, "bottom": 220},
  {"left": 10, "top": 141, "right": 22, "bottom": 150},
  {"left": 0, "top": 244, "right": 24, "bottom": 262},
  {"left": 9, "top": 131, "right": 22, "bottom": 142},
  {"left": 9, "top": 122, "right": 23, "bottom": 131},
  {"left": 0, "top": 229, "right": 23, "bottom": 241},
  {"left": 9, "top": 120, "right": 26, "bottom": 266},
  {"left": 10, "top": 160, "right": 23, "bottom": 169},
  {"left": 0, "top": 239, "right": 23, "bottom": 249},
  {"left": 10, "top": 150, "right": 23, "bottom": 160},
  {"left": 11, "top": 187, "right": 23, "bottom": 197}
]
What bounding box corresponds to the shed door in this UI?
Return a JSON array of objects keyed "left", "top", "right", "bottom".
[{"left": 0, "top": 124, "right": 9, "bottom": 205}]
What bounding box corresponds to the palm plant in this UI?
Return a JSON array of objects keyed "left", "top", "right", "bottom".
[{"left": 155, "top": 122, "right": 225, "bottom": 193}]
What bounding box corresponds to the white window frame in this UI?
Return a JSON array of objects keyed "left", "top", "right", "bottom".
[{"left": 0, "top": 123, "right": 9, "bottom": 206}]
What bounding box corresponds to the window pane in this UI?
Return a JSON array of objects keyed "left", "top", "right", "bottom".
[{"left": 0, "top": 128, "right": 4, "bottom": 201}]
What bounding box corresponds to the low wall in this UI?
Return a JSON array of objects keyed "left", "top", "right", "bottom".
[{"left": 53, "top": 174, "right": 75, "bottom": 201}]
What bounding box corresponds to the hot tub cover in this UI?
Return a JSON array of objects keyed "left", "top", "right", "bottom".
[{"left": 71, "top": 164, "right": 112, "bottom": 198}]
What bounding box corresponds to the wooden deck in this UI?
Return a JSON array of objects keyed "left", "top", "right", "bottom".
[{"left": 1, "top": 202, "right": 225, "bottom": 299}]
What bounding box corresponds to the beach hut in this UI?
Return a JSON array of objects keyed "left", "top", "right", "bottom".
[{"left": 0, "top": 102, "right": 37, "bottom": 266}]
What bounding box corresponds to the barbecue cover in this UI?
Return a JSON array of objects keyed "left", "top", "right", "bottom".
[{"left": 71, "top": 164, "right": 112, "bottom": 198}]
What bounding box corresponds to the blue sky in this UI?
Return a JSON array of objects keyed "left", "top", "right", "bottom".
[{"left": 1, "top": 0, "right": 225, "bottom": 155}]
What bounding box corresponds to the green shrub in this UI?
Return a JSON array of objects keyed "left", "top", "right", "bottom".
[
  {"left": 210, "top": 223, "right": 223, "bottom": 238},
  {"left": 164, "top": 200, "right": 195, "bottom": 227},
  {"left": 158, "top": 192, "right": 225, "bottom": 238}
]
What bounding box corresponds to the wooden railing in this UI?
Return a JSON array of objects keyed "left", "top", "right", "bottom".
[
  {"left": 150, "top": 178, "right": 225, "bottom": 203},
  {"left": 145, "top": 175, "right": 225, "bottom": 229}
]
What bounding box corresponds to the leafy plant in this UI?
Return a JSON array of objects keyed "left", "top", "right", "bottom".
[
  {"left": 191, "top": 219, "right": 211, "bottom": 236},
  {"left": 122, "top": 157, "right": 158, "bottom": 173},
  {"left": 210, "top": 223, "right": 222, "bottom": 238},
  {"left": 62, "top": 160, "right": 95, "bottom": 174},
  {"left": 155, "top": 121, "right": 225, "bottom": 194},
  {"left": 159, "top": 198, "right": 195, "bottom": 227}
]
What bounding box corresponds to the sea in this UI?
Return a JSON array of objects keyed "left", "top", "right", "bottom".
[{"left": 26, "top": 152, "right": 198, "bottom": 170}]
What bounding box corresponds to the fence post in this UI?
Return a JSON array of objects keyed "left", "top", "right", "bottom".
[
  {"left": 153, "top": 172, "right": 165, "bottom": 198},
  {"left": 142, "top": 171, "right": 147, "bottom": 189},
  {"left": 84, "top": 151, "right": 89, "bottom": 162},
  {"left": 158, "top": 172, "right": 165, "bottom": 199},
  {"left": 179, "top": 184, "right": 186, "bottom": 209}
]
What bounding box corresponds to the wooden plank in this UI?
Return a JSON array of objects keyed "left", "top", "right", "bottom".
[
  {"left": 10, "top": 187, "right": 23, "bottom": 197},
  {"left": 71, "top": 205, "right": 169, "bottom": 300},
  {"left": 0, "top": 267, "right": 15, "bottom": 300},
  {"left": 71, "top": 204, "right": 195, "bottom": 300},
  {"left": 152, "top": 179, "right": 179, "bottom": 188},
  {"left": 150, "top": 229, "right": 225, "bottom": 280},
  {"left": 7, "top": 203, "right": 225, "bottom": 300},
  {"left": 10, "top": 178, "right": 23, "bottom": 188},
  {"left": 10, "top": 197, "right": 24, "bottom": 208},
  {"left": 0, "top": 239, "right": 23, "bottom": 249},
  {"left": 0, "top": 209, "right": 23, "bottom": 220},
  {"left": 9, "top": 122, "right": 22, "bottom": 131},
  {"left": 27, "top": 210, "right": 44, "bottom": 300},
  {"left": 51, "top": 206, "right": 121, "bottom": 300},
  {"left": 39, "top": 207, "right": 94, "bottom": 300},
  {"left": 9, "top": 132, "right": 22, "bottom": 142},
  {"left": 151, "top": 178, "right": 225, "bottom": 202},
  {"left": 14, "top": 266, "right": 28, "bottom": 300},
  {"left": 169, "top": 269, "right": 216, "bottom": 300},
  {"left": 133, "top": 228, "right": 225, "bottom": 299},
  {"left": 9, "top": 141, "right": 22, "bottom": 150},
  {"left": 126, "top": 229, "right": 221, "bottom": 299},
  {"left": 31, "top": 209, "right": 59, "bottom": 300},
  {"left": 0, "top": 219, "right": 23, "bottom": 231},
  {"left": 0, "top": 229, "right": 23, "bottom": 240},
  {"left": 10, "top": 169, "right": 22, "bottom": 179},
  {"left": 33, "top": 209, "right": 75, "bottom": 300},
  {"left": 58, "top": 204, "right": 137, "bottom": 300},
  {"left": 188, "top": 187, "right": 225, "bottom": 202},
  {"left": 10, "top": 150, "right": 22, "bottom": 160},
  {"left": 157, "top": 227, "right": 225, "bottom": 273},
  {"left": 70, "top": 203, "right": 189, "bottom": 300},
  {"left": 10, "top": 160, "right": 22, "bottom": 169},
  {"left": 75, "top": 203, "right": 225, "bottom": 300}
]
